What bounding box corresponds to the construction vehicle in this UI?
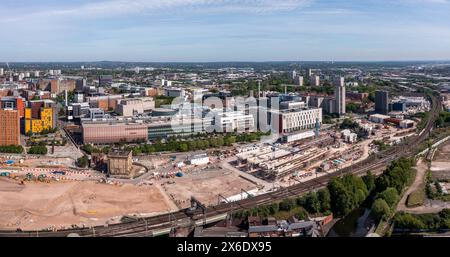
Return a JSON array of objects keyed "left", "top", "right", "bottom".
[
  {"left": 0, "top": 172, "right": 11, "bottom": 177},
  {"left": 38, "top": 174, "right": 47, "bottom": 182},
  {"left": 25, "top": 173, "right": 34, "bottom": 181}
]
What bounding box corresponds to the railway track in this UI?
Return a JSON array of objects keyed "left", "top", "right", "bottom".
[{"left": 0, "top": 95, "right": 441, "bottom": 237}]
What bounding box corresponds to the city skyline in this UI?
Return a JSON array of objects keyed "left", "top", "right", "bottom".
[{"left": 2, "top": 0, "right": 450, "bottom": 62}]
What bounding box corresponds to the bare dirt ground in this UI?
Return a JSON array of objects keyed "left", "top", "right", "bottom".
[
  {"left": 398, "top": 140, "right": 450, "bottom": 214},
  {"left": 431, "top": 142, "right": 450, "bottom": 180},
  {"left": 162, "top": 168, "right": 257, "bottom": 209},
  {"left": 0, "top": 178, "right": 178, "bottom": 231}
]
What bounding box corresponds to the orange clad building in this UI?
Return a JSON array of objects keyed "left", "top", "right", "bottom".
[{"left": 0, "top": 109, "right": 20, "bottom": 146}]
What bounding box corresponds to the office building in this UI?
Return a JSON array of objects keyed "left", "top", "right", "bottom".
[
  {"left": 88, "top": 95, "right": 123, "bottom": 111},
  {"left": 375, "top": 90, "right": 389, "bottom": 114},
  {"left": 211, "top": 111, "right": 255, "bottom": 133},
  {"left": 164, "top": 87, "right": 185, "bottom": 98},
  {"left": 76, "top": 79, "right": 87, "bottom": 91},
  {"left": 334, "top": 77, "right": 346, "bottom": 115},
  {"left": 0, "top": 109, "right": 20, "bottom": 146},
  {"left": 272, "top": 107, "right": 322, "bottom": 134},
  {"left": 1, "top": 97, "right": 25, "bottom": 118},
  {"left": 116, "top": 97, "right": 155, "bottom": 117},
  {"left": 82, "top": 122, "right": 148, "bottom": 144},
  {"left": 0, "top": 68, "right": 4, "bottom": 76},
  {"left": 99, "top": 75, "right": 113, "bottom": 86},
  {"left": 392, "top": 102, "right": 406, "bottom": 112}
]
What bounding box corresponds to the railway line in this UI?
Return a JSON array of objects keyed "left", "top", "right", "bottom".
[{"left": 0, "top": 94, "right": 441, "bottom": 237}]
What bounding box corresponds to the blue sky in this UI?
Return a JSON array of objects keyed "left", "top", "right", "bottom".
[{"left": 1, "top": 0, "right": 450, "bottom": 62}]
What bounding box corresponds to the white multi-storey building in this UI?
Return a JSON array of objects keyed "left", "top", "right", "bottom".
[
  {"left": 211, "top": 110, "right": 255, "bottom": 133},
  {"left": 334, "top": 77, "right": 346, "bottom": 115},
  {"left": 274, "top": 107, "right": 322, "bottom": 134}
]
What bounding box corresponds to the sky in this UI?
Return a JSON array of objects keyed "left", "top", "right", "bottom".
[{"left": 1, "top": 0, "right": 450, "bottom": 62}]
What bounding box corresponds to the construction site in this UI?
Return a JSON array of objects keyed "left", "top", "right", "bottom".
[
  {"left": 0, "top": 177, "right": 178, "bottom": 231},
  {"left": 235, "top": 116, "right": 418, "bottom": 185},
  {"left": 0, "top": 114, "right": 421, "bottom": 232}
]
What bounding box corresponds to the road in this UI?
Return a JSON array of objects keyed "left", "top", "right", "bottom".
[{"left": 397, "top": 158, "right": 428, "bottom": 213}]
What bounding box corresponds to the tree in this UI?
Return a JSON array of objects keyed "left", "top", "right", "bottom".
[
  {"left": 377, "top": 187, "right": 400, "bottom": 208},
  {"left": 179, "top": 143, "right": 188, "bottom": 152},
  {"left": 394, "top": 213, "right": 426, "bottom": 229},
  {"left": 0, "top": 145, "right": 24, "bottom": 154},
  {"left": 371, "top": 199, "right": 391, "bottom": 221},
  {"left": 268, "top": 203, "right": 279, "bottom": 215},
  {"left": 317, "top": 188, "right": 331, "bottom": 212},
  {"left": 328, "top": 179, "right": 356, "bottom": 216},
  {"left": 304, "top": 192, "right": 321, "bottom": 214},
  {"left": 77, "top": 155, "right": 89, "bottom": 168},
  {"left": 279, "top": 198, "right": 296, "bottom": 212},
  {"left": 28, "top": 145, "right": 48, "bottom": 155},
  {"left": 224, "top": 136, "right": 236, "bottom": 146},
  {"left": 363, "top": 171, "right": 376, "bottom": 192},
  {"left": 294, "top": 207, "right": 308, "bottom": 220}
]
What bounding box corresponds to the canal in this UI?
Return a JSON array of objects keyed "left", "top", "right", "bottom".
[{"left": 327, "top": 208, "right": 375, "bottom": 237}]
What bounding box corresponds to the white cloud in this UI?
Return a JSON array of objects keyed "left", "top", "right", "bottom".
[{"left": 0, "top": 0, "right": 314, "bottom": 23}]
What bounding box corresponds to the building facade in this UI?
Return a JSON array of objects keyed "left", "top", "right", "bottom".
[
  {"left": 375, "top": 90, "right": 389, "bottom": 114},
  {"left": 108, "top": 151, "right": 133, "bottom": 177},
  {"left": 0, "top": 109, "right": 20, "bottom": 146},
  {"left": 24, "top": 107, "right": 55, "bottom": 134},
  {"left": 82, "top": 122, "right": 148, "bottom": 144},
  {"left": 275, "top": 107, "right": 322, "bottom": 134},
  {"left": 334, "top": 78, "right": 346, "bottom": 115}
]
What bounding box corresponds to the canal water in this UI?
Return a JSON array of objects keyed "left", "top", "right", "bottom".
[{"left": 327, "top": 208, "right": 374, "bottom": 237}]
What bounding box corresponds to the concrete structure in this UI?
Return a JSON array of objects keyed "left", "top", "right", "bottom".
[
  {"left": 164, "top": 87, "right": 185, "bottom": 98},
  {"left": 282, "top": 130, "right": 315, "bottom": 143},
  {"left": 116, "top": 97, "right": 155, "bottom": 117},
  {"left": 341, "top": 129, "right": 357, "bottom": 143},
  {"left": 369, "top": 114, "right": 391, "bottom": 124},
  {"left": 375, "top": 90, "right": 389, "bottom": 114},
  {"left": 108, "top": 151, "right": 133, "bottom": 178},
  {"left": 189, "top": 153, "right": 210, "bottom": 166},
  {"left": 400, "top": 119, "right": 415, "bottom": 129},
  {"left": 0, "top": 109, "right": 20, "bottom": 146},
  {"left": 334, "top": 77, "right": 346, "bottom": 115}
]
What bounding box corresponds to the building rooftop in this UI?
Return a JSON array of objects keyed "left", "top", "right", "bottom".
[{"left": 108, "top": 150, "right": 132, "bottom": 158}]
